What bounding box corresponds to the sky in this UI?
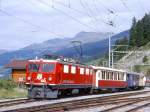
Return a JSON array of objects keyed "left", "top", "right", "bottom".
[{"left": 0, "top": 0, "right": 149, "bottom": 50}]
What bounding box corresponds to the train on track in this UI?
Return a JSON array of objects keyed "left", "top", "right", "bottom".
[{"left": 26, "top": 55, "right": 146, "bottom": 98}]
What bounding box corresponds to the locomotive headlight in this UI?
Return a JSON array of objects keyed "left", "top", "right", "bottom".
[
  {"left": 27, "top": 77, "right": 31, "bottom": 80},
  {"left": 48, "top": 77, "right": 52, "bottom": 81}
]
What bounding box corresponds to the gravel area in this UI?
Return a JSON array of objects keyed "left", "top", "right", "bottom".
[
  {"left": 0, "top": 98, "right": 27, "bottom": 102},
  {"left": 0, "top": 87, "right": 150, "bottom": 112},
  {"left": 137, "top": 107, "right": 150, "bottom": 112}
]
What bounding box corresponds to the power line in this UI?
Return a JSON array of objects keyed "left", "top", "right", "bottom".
[
  {"left": 120, "top": 0, "right": 136, "bottom": 18},
  {"left": 22, "top": 0, "right": 56, "bottom": 34},
  {"left": 79, "top": 0, "right": 99, "bottom": 30},
  {"left": 96, "top": 0, "right": 115, "bottom": 14},
  {"left": 54, "top": 0, "right": 107, "bottom": 29},
  {"left": 137, "top": 0, "right": 147, "bottom": 13},
  {"left": 92, "top": 0, "right": 116, "bottom": 27},
  {"left": 38, "top": 0, "right": 97, "bottom": 31},
  {"left": 0, "top": 8, "right": 63, "bottom": 37}
]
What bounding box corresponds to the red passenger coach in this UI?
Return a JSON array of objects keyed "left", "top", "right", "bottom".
[
  {"left": 26, "top": 58, "right": 94, "bottom": 98},
  {"left": 92, "top": 66, "right": 127, "bottom": 91}
]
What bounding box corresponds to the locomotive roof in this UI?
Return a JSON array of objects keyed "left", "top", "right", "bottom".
[
  {"left": 92, "top": 66, "right": 125, "bottom": 72},
  {"left": 28, "top": 59, "right": 91, "bottom": 68}
]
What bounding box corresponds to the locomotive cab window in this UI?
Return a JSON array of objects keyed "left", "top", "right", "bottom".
[
  {"left": 42, "top": 63, "right": 55, "bottom": 72},
  {"left": 64, "top": 65, "right": 69, "bottom": 73},
  {"left": 28, "top": 63, "right": 40, "bottom": 72}
]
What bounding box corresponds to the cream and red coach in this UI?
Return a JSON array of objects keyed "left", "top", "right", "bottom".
[
  {"left": 92, "top": 66, "right": 127, "bottom": 91},
  {"left": 26, "top": 58, "right": 94, "bottom": 98}
]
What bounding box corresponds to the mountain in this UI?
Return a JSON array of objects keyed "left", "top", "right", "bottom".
[
  {"left": 0, "top": 49, "right": 8, "bottom": 55},
  {"left": 0, "top": 30, "right": 129, "bottom": 66},
  {"left": 22, "top": 31, "right": 109, "bottom": 52}
]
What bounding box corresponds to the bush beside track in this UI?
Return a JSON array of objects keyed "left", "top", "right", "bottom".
[{"left": 0, "top": 79, "right": 27, "bottom": 99}]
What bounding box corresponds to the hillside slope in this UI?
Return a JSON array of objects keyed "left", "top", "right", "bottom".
[{"left": 115, "top": 42, "right": 150, "bottom": 74}]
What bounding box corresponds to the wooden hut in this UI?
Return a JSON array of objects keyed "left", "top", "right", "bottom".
[{"left": 5, "top": 60, "right": 28, "bottom": 83}]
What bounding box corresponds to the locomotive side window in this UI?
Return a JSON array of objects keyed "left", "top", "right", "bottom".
[
  {"left": 71, "top": 66, "right": 76, "bottom": 74},
  {"left": 86, "top": 68, "right": 89, "bottom": 75},
  {"left": 90, "top": 69, "right": 93, "bottom": 75},
  {"left": 42, "top": 63, "right": 55, "bottom": 72},
  {"left": 64, "top": 65, "right": 69, "bottom": 73},
  {"left": 28, "top": 63, "right": 40, "bottom": 72},
  {"left": 80, "top": 68, "right": 84, "bottom": 75}
]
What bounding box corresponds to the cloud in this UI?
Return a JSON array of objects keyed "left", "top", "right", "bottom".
[{"left": 0, "top": 0, "right": 149, "bottom": 50}]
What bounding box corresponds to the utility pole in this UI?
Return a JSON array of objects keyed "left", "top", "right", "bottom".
[
  {"left": 111, "top": 51, "right": 114, "bottom": 68},
  {"left": 108, "top": 34, "right": 111, "bottom": 68}
]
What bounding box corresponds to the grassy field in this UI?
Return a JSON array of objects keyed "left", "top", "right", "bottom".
[
  {"left": 0, "top": 79, "right": 27, "bottom": 99},
  {"left": 0, "top": 88, "right": 27, "bottom": 99}
]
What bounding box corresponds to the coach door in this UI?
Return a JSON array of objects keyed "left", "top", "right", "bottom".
[{"left": 95, "top": 70, "right": 102, "bottom": 88}]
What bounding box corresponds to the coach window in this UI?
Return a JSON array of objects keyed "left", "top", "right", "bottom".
[
  {"left": 80, "top": 67, "right": 84, "bottom": 75},
  {"left": 86, "top": 68, "right": 89, "bottom": 75},
  {"left": 106, "top": 72, "right": 109, "bottom": 80},
  {"left": 102, "top": 71, "right": 105, "bottom": 80},
  {"left": 114, "top": 73, "right": 117, "bottom": 80},
  {"left": 64, "top": 65, "right": 69, "bottom": 73},
  {"left": 117, "top": 73, "right": 119, "bottom": 80},
  {"left": 110, "top": 72, "right": 113, "bottom": 80},
  {"left": 71, "top": 66, "right": 76, "bottom": 74},
  {"left": 118, "top": 73, "right": 122, "bottom": 80},
  {"left": 122, "top": 73, "right": 124, "bottom": 80}
]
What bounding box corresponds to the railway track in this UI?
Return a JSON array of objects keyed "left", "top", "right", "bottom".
[
  {"left": 101, "top": 97, "right": 150, "bottom": 112},
  {"left": 0, "top": 99, "right": 36, "bottom": 108},
  {"left": 126, "top": 102, "right": 150, "bottom": 112},
  {"left": 2, "top": 90, "right": 150, "bottom": 112}
]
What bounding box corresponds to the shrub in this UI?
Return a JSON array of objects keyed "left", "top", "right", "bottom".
[
  {"left": 143, "top": 55, "right": 148, "bottom": 63},
  {"left": 0, "top": 79, "right": 17, "bottom": 90}
]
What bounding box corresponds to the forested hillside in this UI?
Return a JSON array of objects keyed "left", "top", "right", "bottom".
[
  {"left": 114, "top": 13, "right": 150, "bottom": 75},
  {"left": 129, "top": 13, "right": 150, "bottom": 48}
]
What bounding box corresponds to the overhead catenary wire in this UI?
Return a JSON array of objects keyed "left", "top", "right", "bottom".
[
  {"left": 96, "top": 0, "right": 115, "bottom": 14},
  {"left": 22, "top": 0, "right": 56, "bottom": 33},
  {"left": 94, "top": 0, "right": 117, "bottom": 28},
  {"left": 54, "top": 0, "right": 111, "bottom": 29},
  {"left": 0, "top": 0, "right": 65, "bottom": 37},
  {"left": 92, "top": 0, "right": 116, "bottom": 27},
  {"left": 0, "top": 8, "right": 64, "bottom": 37},
  {"left": 38, "top": 0, "right": 97, "bottom": 31},
  {"left": 79, "top": 0, "right": 100, "bottom": 30},
  {"left": 120, "top": 0, "right": 136, "bottom": 18},
  {"left": 137, "top": 0, "right": 147, "bottom": 13}
]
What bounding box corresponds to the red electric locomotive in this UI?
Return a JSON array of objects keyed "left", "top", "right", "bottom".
[{"left": 26, "top": 55, "right": 94, "bottom": 98}]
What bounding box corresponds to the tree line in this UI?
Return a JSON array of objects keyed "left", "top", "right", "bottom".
[{"left": 129, "top": 13, "right": 150, "bottom": 48}]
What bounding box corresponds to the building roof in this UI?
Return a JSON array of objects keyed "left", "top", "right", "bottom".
[{"left": 5, "top": 60, "right": 28, "bottom": 69}]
